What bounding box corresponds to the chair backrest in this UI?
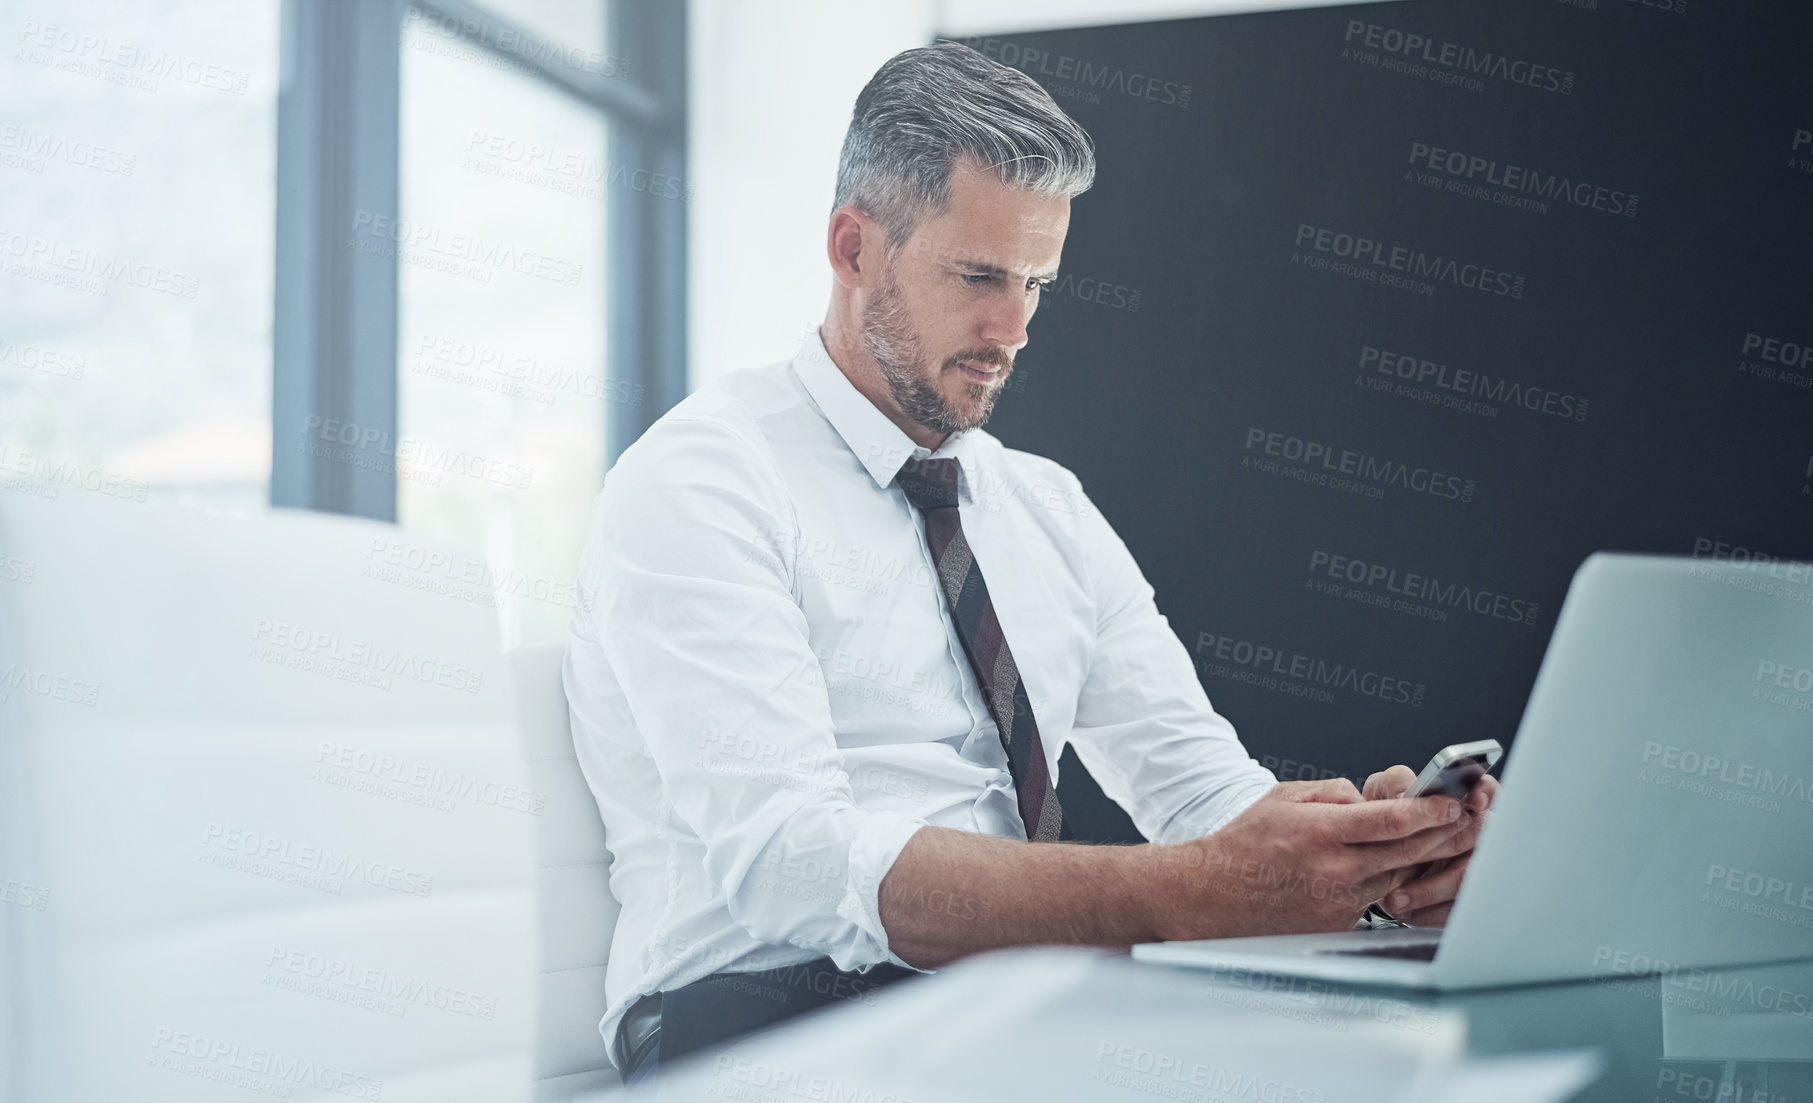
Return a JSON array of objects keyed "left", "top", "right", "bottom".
[
  {"left": 504, "top": 644, "right": 620, "bottom": 1099},
  {"left": 0, "top": 495, "right": 538, "bottom": 1103}
]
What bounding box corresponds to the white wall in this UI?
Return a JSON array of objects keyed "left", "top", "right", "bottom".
[
  {"left": 936, "top": 0, "right": 1386, "bottom": 36},
  {"left": 687, "top": 0, "right": 936, "bottom": 388},
  {"left": 686, "top": 0, "right": 1389, "bottom": 388}
]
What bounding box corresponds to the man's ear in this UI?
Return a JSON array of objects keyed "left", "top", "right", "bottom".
[{"left": 827, "top": 206, "right": 875, "bottom": 290}]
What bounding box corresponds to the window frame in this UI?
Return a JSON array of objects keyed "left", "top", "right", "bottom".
[{"left": 271, "top": 0, "right": 686, "bottom": 519}]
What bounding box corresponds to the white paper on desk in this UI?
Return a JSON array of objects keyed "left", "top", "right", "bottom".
[
  {"left": 1662, "top": 959, "right": 1813, "bottom": 1061},
  {"left": 1399, "top": 1050, "right": 1604, "bottom": 1103},
  {"left": 637, "top": 948, "right": 1605, "bottom": 1103}
]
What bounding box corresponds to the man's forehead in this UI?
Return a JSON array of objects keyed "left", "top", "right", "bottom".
[{"left": 903, "top": 215, "right": 1068, "bottom": 275}]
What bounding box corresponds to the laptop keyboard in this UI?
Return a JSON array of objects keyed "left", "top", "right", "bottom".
[{"left": 1315, "top": 940, "right": 1440, "bottom": 962}]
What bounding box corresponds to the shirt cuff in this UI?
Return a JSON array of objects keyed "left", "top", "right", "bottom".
[
  {"left": 835, "top": 810, "right": 928, "bottom": 972},
  {"left": 1155, "top": 776, "right": 1276, "bottom": 845}
]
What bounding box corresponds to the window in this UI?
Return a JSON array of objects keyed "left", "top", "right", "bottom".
[
  {"left": 396, "top": 14, "right": 612, "bottom": 646},
  {"left": 272, "top": 0, "right": 686, "bottom": 645},
  {"left": 6, "top": 0, "right": 683, "bottom": 642},
  {"left": 1, "top": 0, "right": 277, "bottom": 515},
  {"left": 463, "top": 0, "right": 608, "bottom": 59}
]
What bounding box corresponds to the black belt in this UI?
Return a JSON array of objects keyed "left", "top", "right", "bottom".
[{"left": 618, "top": 957, "right": 921, "bottom": 1082}]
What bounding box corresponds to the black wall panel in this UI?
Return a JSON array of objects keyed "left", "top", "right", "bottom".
[{"left": 948, "top": 0, "right": 1813, "bottom": 843}]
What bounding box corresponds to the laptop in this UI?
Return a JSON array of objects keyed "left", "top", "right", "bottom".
[{"left": 1133, "top": 552, "right": 1813, "bottom": 989}]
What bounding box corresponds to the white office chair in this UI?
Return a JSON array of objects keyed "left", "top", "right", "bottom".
[
  {"left": 0, "top": 495, "right": 539, "bottom": 1103},
  {"left": 504, "top": 644, "right": 621, "bottom": 1099}
]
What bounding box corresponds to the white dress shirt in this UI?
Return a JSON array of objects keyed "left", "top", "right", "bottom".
[{"left": 564, "top": 328, "right": 1277, "bottom": 1065}]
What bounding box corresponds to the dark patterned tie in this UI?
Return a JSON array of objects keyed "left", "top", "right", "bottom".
[{"left": 895, "top": 456, "right": 1064, "bottom": 842}]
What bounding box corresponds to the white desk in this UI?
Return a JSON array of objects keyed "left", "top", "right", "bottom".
[{"left": 606, "top": 946, "right": 1657, "bottom": 1102}]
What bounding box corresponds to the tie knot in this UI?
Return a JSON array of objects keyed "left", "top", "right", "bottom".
[{"left": 895, "top": 456, "right": 961, "bottom": 511}]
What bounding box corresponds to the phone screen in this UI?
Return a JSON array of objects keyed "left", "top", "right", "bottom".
[
  {"left": 1413, "top": 757, "right": 1490, "bottom": 800},
  {"left": 1403, "top": 740, "right": 1502, "bottom": 800}
]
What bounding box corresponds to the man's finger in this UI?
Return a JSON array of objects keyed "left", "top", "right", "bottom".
[
  {"left": 1326, "top": 793, "right": 1463, "bottom": 842},
  {"left": 1353, "top": 815, "right": 1473, "bottom": 874},
  {"left": 1400, "top": 901, "right": 1454, "bottom": 928},
  {"left": 1430, "top": 801, "right": 1488, "bottom": 863},
  {"left": 1383, "top": 855, "right": 1469, "bottom": 917},
  {"left": 1466, "top": 775, "right": 1500, "bottom": 813},
  {"left": 1353, "top": 867, "right": 1416, "bottom": 911},
  {"left": 1362, "top": 765, "right": 1417, "bottom": 801}
]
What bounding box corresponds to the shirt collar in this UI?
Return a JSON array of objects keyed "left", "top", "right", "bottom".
[{"left": 793, "top": 326, "right": 978, "bottom": 502}]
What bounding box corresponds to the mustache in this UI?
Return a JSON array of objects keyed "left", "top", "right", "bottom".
[{"left": 946, "top": 348, "right": 1014, "bottom": 371}]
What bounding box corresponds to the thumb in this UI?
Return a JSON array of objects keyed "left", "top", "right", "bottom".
[{"left": 1363, "top": 765, "right": 1418, "bottom": 801}]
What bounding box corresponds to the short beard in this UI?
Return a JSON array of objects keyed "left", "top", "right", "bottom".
[{"left": 861, "top": 267, "right": 1008, "bottom": 438}]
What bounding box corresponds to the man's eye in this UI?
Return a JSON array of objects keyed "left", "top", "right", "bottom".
[
  {"left": 962, "top": 273, "right": 991, "bottom": 286},
  {"left": 1030, "top": 279, "right": 1052, "bottom": 293}
]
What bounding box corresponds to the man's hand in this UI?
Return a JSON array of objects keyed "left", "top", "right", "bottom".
[
  {"left": 1359, "top": 765, "right": 1499, "bottom": 926},
  {"left": 878, "top": 775, "right": 1487, "bottom": 969},
  {"left": 1144, "top": 779, "right": 1476, "bottom": 941}
]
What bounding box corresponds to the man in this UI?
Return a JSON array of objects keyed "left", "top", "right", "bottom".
[{"left": 564, "top": 41, "right": 1495, "bottom": 1082}]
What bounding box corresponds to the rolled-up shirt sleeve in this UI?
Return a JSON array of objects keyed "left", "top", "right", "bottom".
[
  {"left": 1062, "top": 481, "right": 1278, "bottom": 845},
  {"left": 576, "top": 413, "right": 924, "bottom": 968}
]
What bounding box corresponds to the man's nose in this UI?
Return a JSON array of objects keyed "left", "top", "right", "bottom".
[{"left": 978, "top": 297, "right": 1032, "bottom": 352}]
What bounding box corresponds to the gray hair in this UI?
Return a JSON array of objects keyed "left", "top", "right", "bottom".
[{"left": 833, "top": 40, "right": 1096, "bottom": 253}]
